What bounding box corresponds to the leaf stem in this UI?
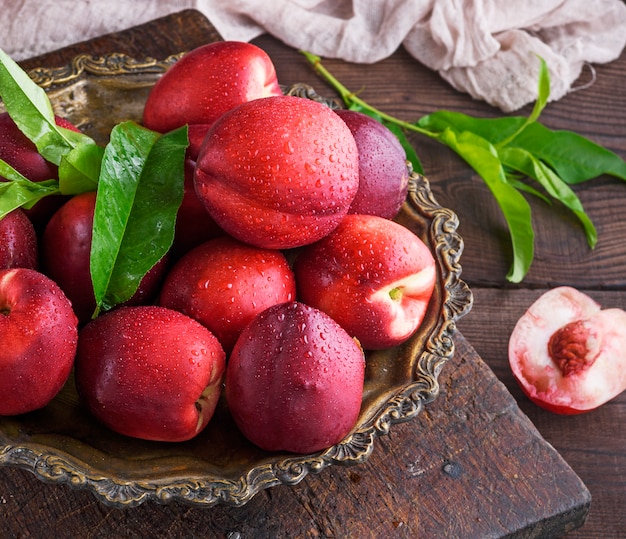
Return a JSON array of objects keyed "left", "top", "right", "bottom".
[
  {"left": 300, "top": 51, "right": 434, "bottom": 139},
  {"left": 495, "top": 57, "right": 550, "bottom": 149}
]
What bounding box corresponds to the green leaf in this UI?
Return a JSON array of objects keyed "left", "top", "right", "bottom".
[
  {"left": 419, "top": 57, "right": 550, "bottom": 150},
  {"left": 58, "top": 141, "right": 105, "bottom": 194},
  {"left": 504, "top": 173, "right": 552, "bottom": 205},
  {"left": 500, "top": 146, "right": 597, "bottom": 247},
  {"left": 0, "top": 48, "right": 58, "bottom": 157},
  {"left": 418, "top": 111, "right": 526, "bottom": 146},
  {"left": 90, "top": 122, "right": 187, "bottom": 316},
  {"left": 1, "top": 49, "right": 79, "bottom": 163},
  {"left": 496, "top": 56, "right": 550, "bottom": 149},
  {"left": 509, "top": 122, "right": 626, "bottom": 184},
  {"left": 0, "top": 47, "right": 102, "bottom": 181},
  {"left": 301, "top": 51, "right": 626, "bottom": 282},
  {"left": 436, "top": 129, "right": 534, "bottom": 282},
  {"left": 0, "top": 159, "right": 60, "bottom": 218},
  {"left": 527, "top": 56, "right": 550, "bottom": 125}
]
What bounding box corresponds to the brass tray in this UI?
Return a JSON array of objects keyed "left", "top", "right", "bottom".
[{"left": 0, "top": 53, "right": 473, "bottom": 508}]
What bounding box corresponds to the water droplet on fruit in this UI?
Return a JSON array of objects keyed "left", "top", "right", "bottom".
[{"left": 284, "top": 141, "right": 295, "bottom": 155}]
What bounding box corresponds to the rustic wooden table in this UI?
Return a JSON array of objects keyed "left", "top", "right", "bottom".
[{"left": 1, "top": 10, "right": 624, "bottom": 538}]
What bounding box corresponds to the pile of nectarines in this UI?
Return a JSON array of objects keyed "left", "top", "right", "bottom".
[{"left": 0, "top": 41, "right": 437, "bottom": 453}]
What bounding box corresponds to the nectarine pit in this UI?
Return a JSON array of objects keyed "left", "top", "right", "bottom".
[{"left": 548, "top": 320, "right": 598, "bottom": 377}]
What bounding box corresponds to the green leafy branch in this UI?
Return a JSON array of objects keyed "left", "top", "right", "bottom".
[
  {"left": 0, "top": 47, "right": 187, "bottom": 317},
  {"left": 0, "top": 47, "right": 103, "bottom": 217},
  {"left": 302, "top": 51, "right": 626, "bottom": 283}
]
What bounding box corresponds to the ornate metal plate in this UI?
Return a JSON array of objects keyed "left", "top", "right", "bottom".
[{"left": 0, "top": 53, "right": 473, "bottom": 507}]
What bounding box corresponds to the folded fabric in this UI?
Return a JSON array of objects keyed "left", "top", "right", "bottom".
[
  {"left": 208, "top": 0, "right": 626, "bottom": 111},
  {"left": 1, "top": 0, "right": 625, "bottom": 112}
]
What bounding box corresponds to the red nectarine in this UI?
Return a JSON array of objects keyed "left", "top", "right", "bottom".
[
  {"left": 142, "top": 41, "right": 282, "bottom": 134},
  {"left": 41, "top": 191, "right": 168, "bottom": 323},
  {"left": 335, "top": 110, "right": 409, "bottom": 219},
  {"left": 160, "top": 236, "right": 296, "bottom": 353},
  {"left": 194, "top": 95, "right": 360, "bottom": 249},
  {"left": 75, "top": 305, "right": 226, "bottom": 442},
  {"left": 509, "top": 286, "right": 626, "bottom": 414},
  {"left": 225, "top": 301, "right": 365, "bottom": 454},
  {"left": 294, "top": 214, "right": 436, "bottom": 350},
  {"left": 0, "top": 268, "right": 78, "bottom": 415},
  {"left": 0, "top": 209, "right": 37, "bottom": 270}
]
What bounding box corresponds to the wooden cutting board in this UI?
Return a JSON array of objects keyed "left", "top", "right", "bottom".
[{"left": 0, "top": 10, "right": 590, "bottom": 538}]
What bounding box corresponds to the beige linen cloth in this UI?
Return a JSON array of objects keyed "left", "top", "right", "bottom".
[{"left": 1, "top": 0, "right": 625, "bottom": 112}]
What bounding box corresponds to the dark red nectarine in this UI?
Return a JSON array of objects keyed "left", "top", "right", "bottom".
[{"left": 225, "top": 301, "right": 365, "bottom": 454}]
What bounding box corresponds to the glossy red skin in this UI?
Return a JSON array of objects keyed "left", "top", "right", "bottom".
[
  {"left": 142, "top": 41, "right": 282, "bottom": 134},
  {"left": 0, "top": 209, "right": 38, "bottom": 270},
  {"left": 186, "top": 123, "right": 212, "bottom": 162},
  {"left": 335, "top": 110, "right": 409, "bottom": 219},
  {"left": 160, "top": 235, "right": 296, "bottom": 353},
  {"left": 74, "top": 306, "right": 226, "bottom": 442},
  {"left": 0, "top": 111, "right": 58, "bottom": 182},
  {"left": 170, "top": 158, "right": 224, "bottom": 259},
  {"left": 0, "top": 268, "right": 78, "bottom": 415},
  {"left": 523, "top": 393, "right": 587, "bottom": 415},
  {"left": 41, "top": 191, "right": 169, "bottom": 323},
  {"left": 0, "top": 113, "right": 80, "bottom": 229},
  {"left": 294, "top": 214, "right": 436, "bottom": 350},
  {"left": 509, "top": 286, "right": 626, "bottom": 414},
  {"left": 194, "top": 95, "right": 360, "bottom": 249},
  {"left": 225, "top": 301, "right": 365, "bottom": 453}
]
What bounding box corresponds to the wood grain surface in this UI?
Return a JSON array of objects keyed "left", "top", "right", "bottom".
[
  {"left": 2, "top": 8, "right": 624, "bottom": 538},
  {"left": 0, "top": 334, "right": 590, "bottom": 538}
]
